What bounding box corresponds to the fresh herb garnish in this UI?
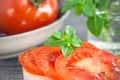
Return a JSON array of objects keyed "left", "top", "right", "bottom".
[
  {"left": 62, "top": 0, "right": 112, "bottom": 37},
  {"left": 45, "top": 25, "right": 82, "bottom": 57}
]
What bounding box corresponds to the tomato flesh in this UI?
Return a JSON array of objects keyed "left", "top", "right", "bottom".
[
  {"left": 55, "top": 43, "right": 120, "bottom": 80},
  {"left": 18, "top": 48, "right": 43, "bottom": 75},
  {"left": 18, "top": 42, "right": 120, "bottom": 80},
  {"left": 55, "top": 48, "right": 98, "bottom": 80},
  {"left": 35, "top": 46, "right": 63, "bottom": 80}
]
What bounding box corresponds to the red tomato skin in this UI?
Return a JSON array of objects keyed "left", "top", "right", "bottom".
[
  {"left": 55, "top": 55, "right": 96, "bottom": 80},
  {"left": 35, "top": 46, "right": 63, "bottom": 80},
  {"left": 55, "top": 42, "right": 120, "bottom": 80},
  {"left": 0, "top": 0, "right": 58, "bottom": 35},
  {"left": 93, "top": 50, "right": 120, "bottom": 80},
  {"left": 55, "top": 42, "right": 99, "bottom": 80},
  {"left": 18, "top": 48, "right": 44, "bottom": 75}
]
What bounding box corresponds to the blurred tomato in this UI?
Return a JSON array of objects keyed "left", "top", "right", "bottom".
[{"left": 0, "top": 0, "right": 58, "bottom": 35}]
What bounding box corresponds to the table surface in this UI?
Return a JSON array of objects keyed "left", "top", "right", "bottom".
[{"left": 0, "top": 10, "right": 87, "bottom": 80}]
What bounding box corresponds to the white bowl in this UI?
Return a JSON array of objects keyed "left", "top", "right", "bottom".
[{"left": 0, "top": 11, "right": 70, "bottom": 59}]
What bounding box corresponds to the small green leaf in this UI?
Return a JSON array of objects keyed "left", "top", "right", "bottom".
[
  {"left": 65, "top": 25, "right": 75, "bottom": 37},
  {"left": 82, "top": 2, "right": 96, "bottom": 17},
  {"left": 45, "top": 36, "right": 63, "bottom": 47},
  {"left": 77, "top": 0, "right": 86, "bottom": 5},
  {"left": 96, "top": 0, "right": 111, "bottom": 10},
  {"left": 63, "top": 35, "right": 71, "bottom": 42},
  {"left": 62, "top": 0, "right": 77, "bottom": 12},
  {"left": 87, "top": 15, "right": 104, "bottom": 36},
  {"left": 104, "top": 20, "right": 111, "bottom": 30},
  {"left": 62, "top": 43, "right": 73, "bottom": 57},
  {"left": 99, "top": 13, "right": 111, "bottom": 29},
  {"left": 92, "top": 0, "right": 99, "bottom": 4},
  {"left": 52, "top": 32, "right": 62, "bottom": 39},
  {"left": 74, "top": 4, "right": 83, "bottom": 15},
  {"left": 74, "top": 0, "right": 86, "bottom": 15},
  {"left": 72, "top": 35, "right": 82, "bottom": 47}
]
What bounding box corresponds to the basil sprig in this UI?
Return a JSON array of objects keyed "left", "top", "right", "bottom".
[
  {"left": 62, "top": 0, "right": 111, "bottom": 37},
  {"left": 45, "top": 25, "right": 82, "bottom": 57}
]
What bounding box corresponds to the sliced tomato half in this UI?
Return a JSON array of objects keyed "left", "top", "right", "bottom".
[
  {"left": 18, "top": 48, "right": 43, "bottom": 75},
  {"left": 55, "top": 43, "right": 120, "bottom": 80},
  {"left": 34, "top": 46, "right": 63, "bottom": 80},
  {"left": 55, "top": 48, "right": 97, "bottom": 80}
]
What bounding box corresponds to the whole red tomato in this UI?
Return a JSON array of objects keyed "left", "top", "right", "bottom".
[{"left": 0, "top": 0, "right": 58, "bottom": 35}]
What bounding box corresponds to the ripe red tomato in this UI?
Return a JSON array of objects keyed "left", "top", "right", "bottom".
[
  {"left": 35, "top": 46, "right": 63, "bottom": 80},
  {"left": 18, "top": 48, "right": 44, "bottom": 75},
  {"left": 18, "top": 42, "right": 120, "bottom": 80},
  {"left": 0, "top": 0, "right": 58, "bottom": 35},
  {"left": 55, "top": 44, "right": 120, "bottom": 80}
]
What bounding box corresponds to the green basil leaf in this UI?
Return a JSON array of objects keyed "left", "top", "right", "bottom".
[
  {"left": 63, "top": 35, "right": 71, "bottom": 42},
  {"left": 62, "top": 0, "right": 77, "bottom": 12},
  {"left": 96, "top": 0, "right": 111, "bottom": 10},
  {"left": 65, "top": 25, "right": 75, "bottom": 37},
  {"left": 92, "top": 0, "right": 99, "bottom": 4},
  {"left": 99, "top": 13, "right": 111, "bottom": 29},
  {"left": 75, "top": 4, "right": 83, "bottom": 15},
  {"left": 72, "top": 35, "right": 82, "bottom": 47},
  {"left": 45, "top": 36, "right": 63, "bottom": 47},
  {"left": 52, "top": 32, "right": 62, "bottom": 39},
  {"left": 104, "top": 20, "right": 111, "bottom": 30},
  {"left": 77, "top": 0, "right": 86, "bottom": 5},
  {"left": 82, "top": 2, "right": 96, "bottom": 17},
  {"left": 87, "top": 15, "right": 104, "bottom": 36},
  {"left": 62, "top": 0, "right": 85, "bottom": 12},
  {"left": 62, "top": 42, "right": 73, "bottom": 57},
  {"left": 74, "top": 0, "right": 86, "bottom": 15}
]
